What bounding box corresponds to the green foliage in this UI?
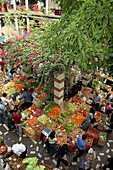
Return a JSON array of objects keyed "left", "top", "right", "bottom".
[{"left": 0, "top": 0, "right": 6, "bottom": 5}]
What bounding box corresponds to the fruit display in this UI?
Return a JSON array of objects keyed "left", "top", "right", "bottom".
[
  {"left": 37, "top": 86, "right": 44, "bottom": 93},
  {"left": 99, "top": 90, "right": 107, "bottom": 100},
  {"left": 38, "top": 114, "right": 48, "bottom": 124},
  {"left": 31, "top": 107, "right": 43, "bottom": 118},
  {"left": 68, "top": 128, "right": 85, "bottom": 142},
  {"left": 71, "top": 97, "right": 84, "bottom": 107},
  {"left": 12, "top": 78, "right": 20, "bottom": 83},
  {"left": 63, "top": 120, "right": 76, "bottom": 132},
  {"left": 61, "top": 103, "right": 77, "bottom": 118},
  {"left": 55, "top": 115, "right": 63, "bottom": 123},
  {"left": 26, "top": 116, "right": 38, "bottom": 127},
  {"left": 85, "top": 136, "right": 94, "bottom": 145},
  {"left": 53, "top": 123, "right": 64, "bottom": 133},
  {"left": 94, "top": 112, "right": 101, "bottom": 121},
  {"left": 33, "top": 121, "right": 47, "bottom": 136},
  {"left": 5, "top": 88, "right": 16, "bottom": 96},
  {"left": 21, "top": 111, "right": 29, "bottom": 118},
  {"left": 77, "top": 108, "right": 89, "bottom": 118},
  {"left": 56, "top": 133, "right": 67, "bottom": 146},
  {"left": 26, "top": 105, "right": 37, "bottom": 113},
  {"left": 0, "top": 143, "right": 7, "bottom": 155},
  {"left": 14, "top": 84, "right": 25, "bottom": 92},
  {"left": 100, "top": 132, "right": 106, "bottom": 141},
  {"left": 36, "top": 99, "right": 46, "bottom": 109},
  {"left": 71, "top": 113, "right": 85, "bottom": 126},
  {"left": 43, "top": 101, "right": 56, "bottom": 114},
  {"left": 81, "top": 88, "right": 92, "bottom": 98},
  {"left": 48, "top": 106, "right": 60, "bottom": 119},
  {"left": 88, "top": 128, "right": 100, "bottom": 136},
  {"left": 3, "top": 82, "right": 15, "bottom": 91},
  {"left": 80, "top": 103, "right": 91, "bottom": 111},
  {"left": 25, "top": 126, "right": 35, "bottom": 136},
  {"left": 45, "top": 120, "right": 56, "bottom": 130}
]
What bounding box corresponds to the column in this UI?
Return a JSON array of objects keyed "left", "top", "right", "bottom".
[
  {"left": 54, "top": 73, "right": 65, "bottom": 105},
  {"left": 0, "top": 18, "right": 2, "bottom": 36},
  {"left": 25, "top": 0, "right": 28, "bottom": 9},
  {"left": 27, "top": 17, "right": 30, "bottom": 32},
  {"left": 46, "top": 0, "right": 48, "bottom": 15}
]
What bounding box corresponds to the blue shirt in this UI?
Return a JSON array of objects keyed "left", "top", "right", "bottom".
[
  {"left": 9, "top": 73, "right": 13, "bottom": 78},
  {"left": 19, "top": 92, "right": 33, "bottom": 103},
  {"left": 0, "top": 103, "right": 3, "bottom": 113},
  {"left": 77, "top": 137, "right": 86, "bottom": 150},
  {"left": 87, "top": 112, "right": 94, "bottom": 121}
]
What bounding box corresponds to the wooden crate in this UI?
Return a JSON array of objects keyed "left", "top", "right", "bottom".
[
  {"left": 97, "top": 122, "right": 104, "bottom": 131},
  {"left": 98, "top": 132, "right": 107, "bottom": 146}
]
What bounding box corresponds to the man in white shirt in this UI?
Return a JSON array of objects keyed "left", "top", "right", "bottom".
[
  {"left": 12, "top": 143, "right": 27, "bottom": 159},
  {"left": 1, "top": 93, "right": 11, "bottom": 117},
  {"left": 92, "top": 92, "right": 102, "bottom": 111}
]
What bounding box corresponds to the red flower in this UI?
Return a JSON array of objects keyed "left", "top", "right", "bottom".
[
  {"left": 34, "top": 51, "right": 37, "bottom": 55},
  {"left": 7, "top": 47, "right": 10, "bottom": 50},
  {"left": 34, "top": 68, "right": 36, "bottom": 71},
  {"left": 28, "top": 39, "right": 30, "bottom": 41},
  {"left": 42, "top": 54, "right": 44, "bottom": 56},
  {"left": 19, "top": 50, "right": 23, "bottom": 53},
  {"left": 51, "top": 59, "right": 54, "bottom": 62},
  {"left": 29, "top": 57, "right": 33, "bottom": 60},
  {"left": 21, "top": 76, "right": 26, "bottom": 81},
  {"left": 34, "top": 59, "right": 36, "bottom": 61},
  {"left": 15, "top": 62, "right": 19, "bottom": 66},
  {"left": 42, "top": 62, "right": 46, "bottom": 65},
  {"left": 34, "top": 46, "right": 37, "bottom": 49},
  {"left": 28, "top": 45, "right": 31, "bottom": 47},
  {"left": 31, "top": 42, "right": 34, "bottom": 44},
  {"left": 28, "top": 62, "right": 30, "bottom": 64},
  {"left": 36, "top": 57, "right": 39, "bottom": 59},
  {"left": 38, "top": 51, "right": 42, "bottom": 53}
]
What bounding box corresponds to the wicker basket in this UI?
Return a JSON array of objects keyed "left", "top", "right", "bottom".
[{"left": 98, "top": 132, "right": 107, "bottom": 146}]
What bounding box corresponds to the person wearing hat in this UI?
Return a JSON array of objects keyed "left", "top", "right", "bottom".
[
  {"left": 12, "top": 143, "right": 27, "bottom": 159},
  {"left": 1, "top": 93, "right": 12, "bottom": 117},
  {"left": 73, "top": 134, "right": 87, "bottom": 161},
  {"left": 85, "top": 148, "right": 96, "bottom": 169},
  {"left": 19, "top": 87, "right": 33, "bottom": 110}
]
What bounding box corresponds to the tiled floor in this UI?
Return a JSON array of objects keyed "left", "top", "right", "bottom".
[{"left": 0, "top": 121, "right": 113, "bottom": 169}]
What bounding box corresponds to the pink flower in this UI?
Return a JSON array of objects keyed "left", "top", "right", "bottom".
[
  {"left": 29, "top": 57, "right": 33, "bottom": 60},
  {"left": 1, "top": 52, "right": 5, "bottom": 56},
  {"left": 34, "top": 68, "right": 36, "bottom": 71},
  {"left": 30, "top": 79, "right": 33, "bottom": 83},
  {"left": 9, "top": 40, "right": 12, "bottom": 43},
  {"left": 1, "top": 46, "right": 3, "bottom": 48},
  {"left": 42, "top": 62, "right": 46, "bottom": 65},
  {"left": 34, "top": 46, "right": 37, "bottom": 49},
  {"left": 42, "top": 54, "right": 44, "bottom": 56},
  {"left": 7, "top": 47, "right": 10, "bottom": 50},
  {"left": 34, "top": 59, "right": 36, "bottom": 61},
  {"left": 32, "top": 35, "right": 36, "bottom": 37},
  {"left": 31, "top": 42, "right": 34, "bottom": 44},
  {"left": 29, "top": 26, "right": 32, "bottom": 28},
  {"left": 20, "top": 60, "right": 22, "bottom": 62},
  {"left": 21, "top": 57, "right": 23, "bottom": 59},
  {"left": 28, "top": 62, "right": 30, "bottom": 64},
  {"left": 23, "top": 42, "right": 27, "bottom": 43},
  {"left": 15, "top": 62, "right": 19, "bottom": 66},
  {"left": 33, "top": 64, "right": 37, "bottom": 67},
  {"left": 12, "top": 54, "right": 15, "bottom": 57},
  {"left": 21, "top": 76, "right": 26, "bottom": 81},
  {"left": 28, "top": 39, "right": 30, "bottom": 41},
  {"left": 44, "top": 31, "right": 46, "bottom": 34},
  {"left": 28, "top": 45, "right": 31, "bottom": 47},
  {"left": 51, "top": 59, "right": 54, "bottom": 62},
  {"left": 15, "top": 51, "right": 17, "bottom": 53},
  {"left": 19, "top": 50, "right": 23, "bottom": 53},
  {"left": 30, "top": 55, "right": 33, "bottom": 57},
  {"left": 19, "top": 47, "right": 22, "bottom": 49},
  {"left": 34, "top": 51, "right": 37, "bottom": 55},
  {"left": 38, "top": 51, "right": 42, "bottom": 53},
  {"left": 36, "top": 57, "right": 39, "bottom": 59}
]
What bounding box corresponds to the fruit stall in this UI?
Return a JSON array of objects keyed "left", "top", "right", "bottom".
[{"left": 0, "top": 74, "right": 111, "bottom": 157}]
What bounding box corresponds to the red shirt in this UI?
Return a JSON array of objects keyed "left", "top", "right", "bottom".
[
  {"left": 12, "top": 113, "right": 22, "bottom": 124},
  {"left": 0, "top": 60, "right": 5, "bottom": 68}
]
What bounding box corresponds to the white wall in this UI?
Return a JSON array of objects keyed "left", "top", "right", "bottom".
[{"left": 48, "top": 0, "right": 60, "bottom": 9}]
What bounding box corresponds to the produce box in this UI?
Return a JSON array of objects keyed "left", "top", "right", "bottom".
[
  {"left": 0, "top": 143, "right": 7, "bottom": 155},
  {"left": 38, "top": 114, "right": 48, "bottom": 124},
  {"left": 32, "top": 121, "right": 47, "bottom": 136},
  {"left": 26, "top": 116, "right": 38, "bottom": 127},
  {"left": 77, "top": 108, "right": 89, "bottom": 118},
  {"left": 81, "top": 88, "right": 92, "bottom": 98},
  {"left": 97, "top": 119, "right": 105, "bottom": 131},
  {"left": 98, "top": 132, "right": 107, "bottom": 146},
  {"left": 94, "top": 112, "right": 101, "bottom": 121},
  {"left": 25, "top": 126, "right": 35, "bottom": 136},
  {"left": 48, "top": 106, "right": 60, "bottom": 119},
  {"left": 71, "top": 113, "right": 85, "bottom": 126},
  {"left": 85, "top": 136, "right": 94, "bottom": 151},
  {"left": 80, "top": 103, "right": 91, "bottom": 112},
  {"left": 7, "top": 154, "right": 26, "bottom": 170},
  {"left": 56, "top": 133, "right": 67, "bottom": 146},
  {"left": 39, "top": 162, "right": 53, "bottom": 170},
  {"left": 86, "top": 127, "right": 100, "bottom": 144},
  {"left": 67, "top": 138, "right": 76, "bottom": 152},
  {"left": 71, "top": 96, "right": 84, "bottom": 107},
  {"left": 53, "top": 123, "right": 64, "bottom": 132},
  {"left": 68, "top": 128, "right": 85, "bottom": 143}
]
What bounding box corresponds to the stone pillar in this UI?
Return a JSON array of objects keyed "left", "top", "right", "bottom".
[
  {"left": 46, "top": 0, "right": 48, "bottom": 15},
  {"left": 54, "top": 73, "right": 65, "bottom": 105},
  {"left": 0, "top": 18, "right": 2, "bottom": 36},
  {"left": 27, "top": 17, "right": 30, "bottom": 32},
  {"left": 81, "top": 73, "right": 92, "bottom": 90}
]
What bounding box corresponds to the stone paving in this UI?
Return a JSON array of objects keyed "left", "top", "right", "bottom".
[{"left": 0, "top": 120, "right": 113, "bottom": 170}]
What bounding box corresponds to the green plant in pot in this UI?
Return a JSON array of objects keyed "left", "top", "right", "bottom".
[
  {"left": 0, "top": 0, "right": 6, "bottom": 12},
  {"left": 0, "top": 138, "right": 4, "bottom": 144}
]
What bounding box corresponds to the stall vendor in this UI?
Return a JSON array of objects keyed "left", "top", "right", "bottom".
[
  {"left": 12, "top": 143, "right": 27, "bottom": 159},
  {"left": 92, "top": 92, "right": 102, "bottom": 111}
]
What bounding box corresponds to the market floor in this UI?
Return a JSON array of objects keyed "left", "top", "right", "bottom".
[{"left": 0, "top": 122, "right": 113, "bottom": 170}]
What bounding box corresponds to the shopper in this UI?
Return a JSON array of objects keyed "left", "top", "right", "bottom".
[
  {"left": 46, "top": 131, "right": 57, "bottom": 155},
  {"left": 12, "top": 111, "right": 22, "bottom": 137},
  {"left": 12, "top": 143, "right": 27, "bottom": 159},
  {"left": 1, "top": 93, "right": 11, "bottom": 117},
  {"left": 92, "top": 92, "right": 102, "bottom": 110},
  {"left": 85, "top": 148, "right": 96, "bottom": 169},
  {"left": 19, "top": 87, "right": 33, "bottom": 110},
  {"left": 56, "top": 144, "right": 71, "bottom": 169},
  {"left": 105, "top": 102, "right": 112, "bottom": 116},
  {"left": 7, "top": 110, "right": 15, "bottom": 131},
  {"left": 87, "top": 107, "right": 96, "bottom": 123},
  {"left": 102, "top": 156, "right": 113, "bottom": 170},
  {"left": 0, "top": 98, "right": 5, "bottom": 124},
  {"left": 10, "top": 95, "right": 19, "bottom": 111},
  {"left": 73, "top": 134, "right": 87, "bottom": 161}
]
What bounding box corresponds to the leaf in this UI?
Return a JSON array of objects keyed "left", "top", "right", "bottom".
[{"left": 103, "top": 19, "right": 108, "bottom": 29}]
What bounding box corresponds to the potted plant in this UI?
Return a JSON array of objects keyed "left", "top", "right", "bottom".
[{"left": 0, "top": 0, "right": 6, "bottom": 12}]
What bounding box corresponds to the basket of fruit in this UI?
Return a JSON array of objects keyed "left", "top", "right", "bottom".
[
  {"left": 97, "top": 118, "right": 105, "bottom": 130},
  {"left": 98, "top": 132, "right": 107, "bottom": 146},
  {"left": 94, "top": 112, "right": 101, "bottom": 121},
  {"left": 85, "top": 136, "right": 94, "bottom": 151},
  {"left": 86, "top": 127, "right": 100, "bottom": 144},
  {"left": 56, "top": 133, "right": 67, "bottom": 146},
  {"left": 68, "top": 128, "right": 85, "bottom": 143},
  {"left": 71, "top": 113, "right": 85, "bottom": 127},
  {"left": 0, "top": 143, "right": 7, "bottom": 155}
]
